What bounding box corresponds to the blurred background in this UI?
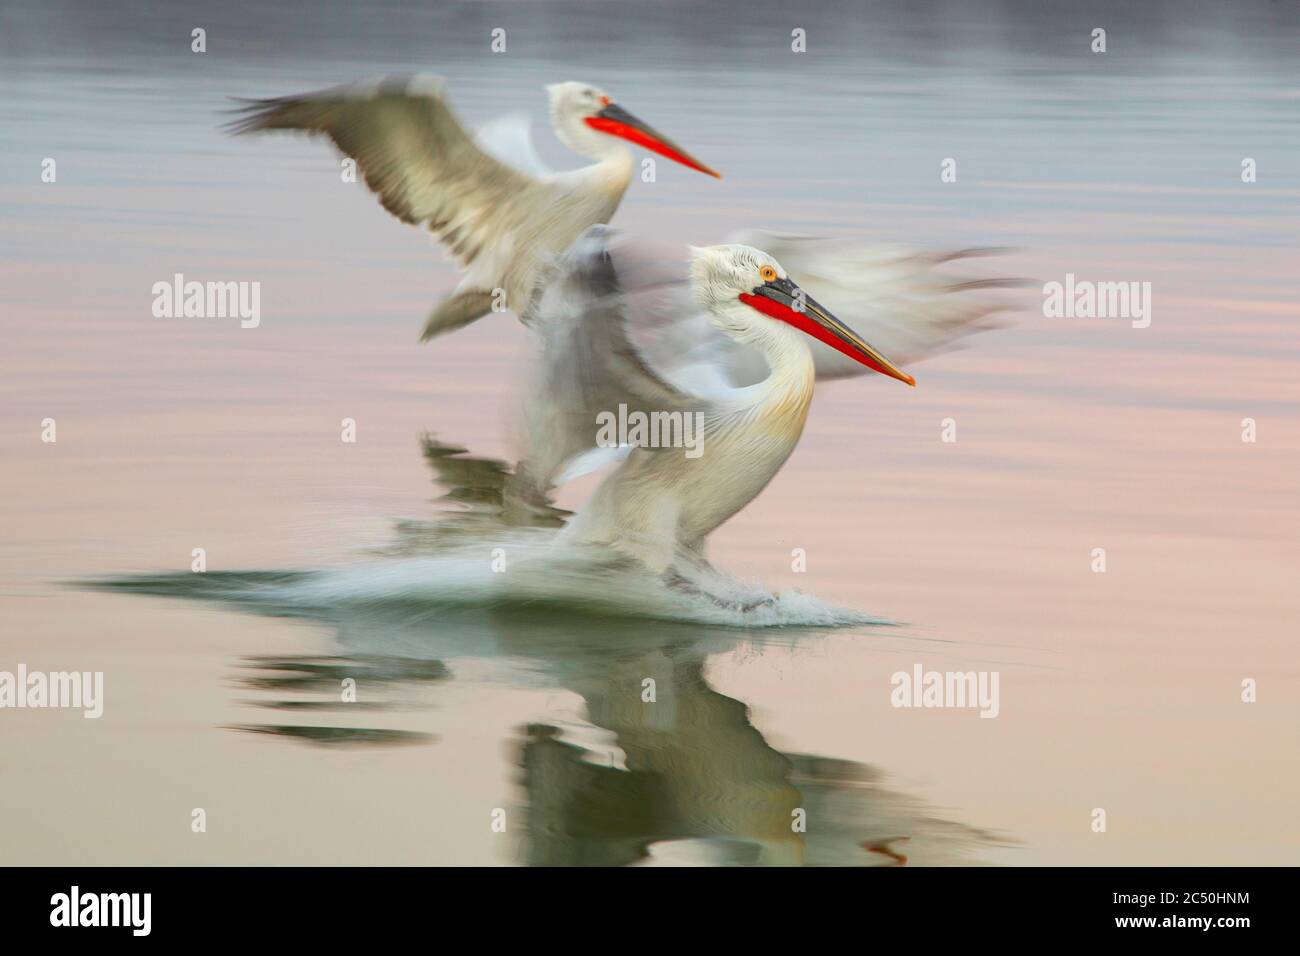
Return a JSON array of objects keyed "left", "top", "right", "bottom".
[{"left": 1, "top": 0, "right": 1297, "bottom": 864}]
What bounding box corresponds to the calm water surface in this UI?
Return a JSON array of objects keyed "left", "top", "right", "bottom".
[{"left": 2, "top": 0, "right": 1298, "bottom": 864}]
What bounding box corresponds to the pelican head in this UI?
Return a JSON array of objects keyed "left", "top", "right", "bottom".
[
  {"left": 688, "top": 244, "right": 915, "bottom": 386},
  {"left": 546, "top": 81, "right": 721, "bottom": 178}
]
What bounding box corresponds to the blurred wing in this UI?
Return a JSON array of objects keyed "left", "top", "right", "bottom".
[
  {"left": 229, "top": 75, "right": 550, "bottom": 271},
  {"left": 728, "top": 230, "right": 1014, "bottom": 380},
  {"left": 523, "top": 227, "right": 761, "bottom": 489}
]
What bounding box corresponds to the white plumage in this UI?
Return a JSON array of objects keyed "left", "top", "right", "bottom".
[{"left": 519, "top": 227, "right": 988, "bottom": 578}]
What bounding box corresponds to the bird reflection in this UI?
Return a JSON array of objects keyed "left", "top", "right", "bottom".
[
  {"left": 225, "top": 654, "right": 445, "bottom": 746},
  {"left": 99, "top": 433, "right": 1008, "bottom": 865},
  {"left": 501, "top": 616, "right": 1005, "bottom": 866},
  {"left": 513, "top": 628, "right": 803, "bottom": 865}
]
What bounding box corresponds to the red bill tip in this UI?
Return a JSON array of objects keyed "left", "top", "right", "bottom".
[
  {"left": 739, "top": 292, "right": 915, "bottom": 386},
  {"left": 584, "top": 116, "right": 722, "bottom": 179}
]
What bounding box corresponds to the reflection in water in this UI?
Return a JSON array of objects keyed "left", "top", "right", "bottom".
[
  {"left": 97, "top": 434, "right": 1010, "bottom": 865},
  {"left": 234, "top": 654, "right": 448, "bottom": 696},
  {"left": 225, "top": 655, "right": 446, "bottom": 745},
  {"left": 387, "top": 436, "right": 571, "bottom": 549},
  {"left": 506, "top": 617, "right": 1007, "bottom": 866},
  {"left": 230, "top": 724, "right": 436, "bottom": 747}
]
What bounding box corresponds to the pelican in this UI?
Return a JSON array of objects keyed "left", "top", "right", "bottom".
[
  {"left": 228, "top": 75, "right": 720, "bottom": 340},
  {"left": 520, "top": 227, "right": 934, "bottom": 582},
  {"left": 89, "top": 227, "right": 1006, "bottom": 619}
]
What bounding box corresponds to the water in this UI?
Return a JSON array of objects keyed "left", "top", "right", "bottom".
[{"left": 2, "top": 0, "right": 1297, "bottom": 865}]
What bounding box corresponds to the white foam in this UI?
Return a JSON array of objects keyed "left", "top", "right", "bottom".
[{"left": 222, "top": 531, "right": 880, "bottom": 630}]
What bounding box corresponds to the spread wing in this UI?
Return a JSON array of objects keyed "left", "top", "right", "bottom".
[
  {"left": 727, "top": 230, "right": 1017, "bottom": 380},
  {"left": 521, "top": 227, "right": 760, "bottom": 490},
  {"left": 228, "top": 75, "right": 552, "bottom": 271}
]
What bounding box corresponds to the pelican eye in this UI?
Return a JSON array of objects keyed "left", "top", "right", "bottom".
[{"left": 759, "top": 265, "right": 778, "bottom": 283}]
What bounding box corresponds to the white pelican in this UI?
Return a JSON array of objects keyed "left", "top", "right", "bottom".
[
  {"left": 521, "top": 227, "right": 931, "bottom": 579},
  {"left": 228, "top": 75, "right": 720, "bottom": 340}
]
